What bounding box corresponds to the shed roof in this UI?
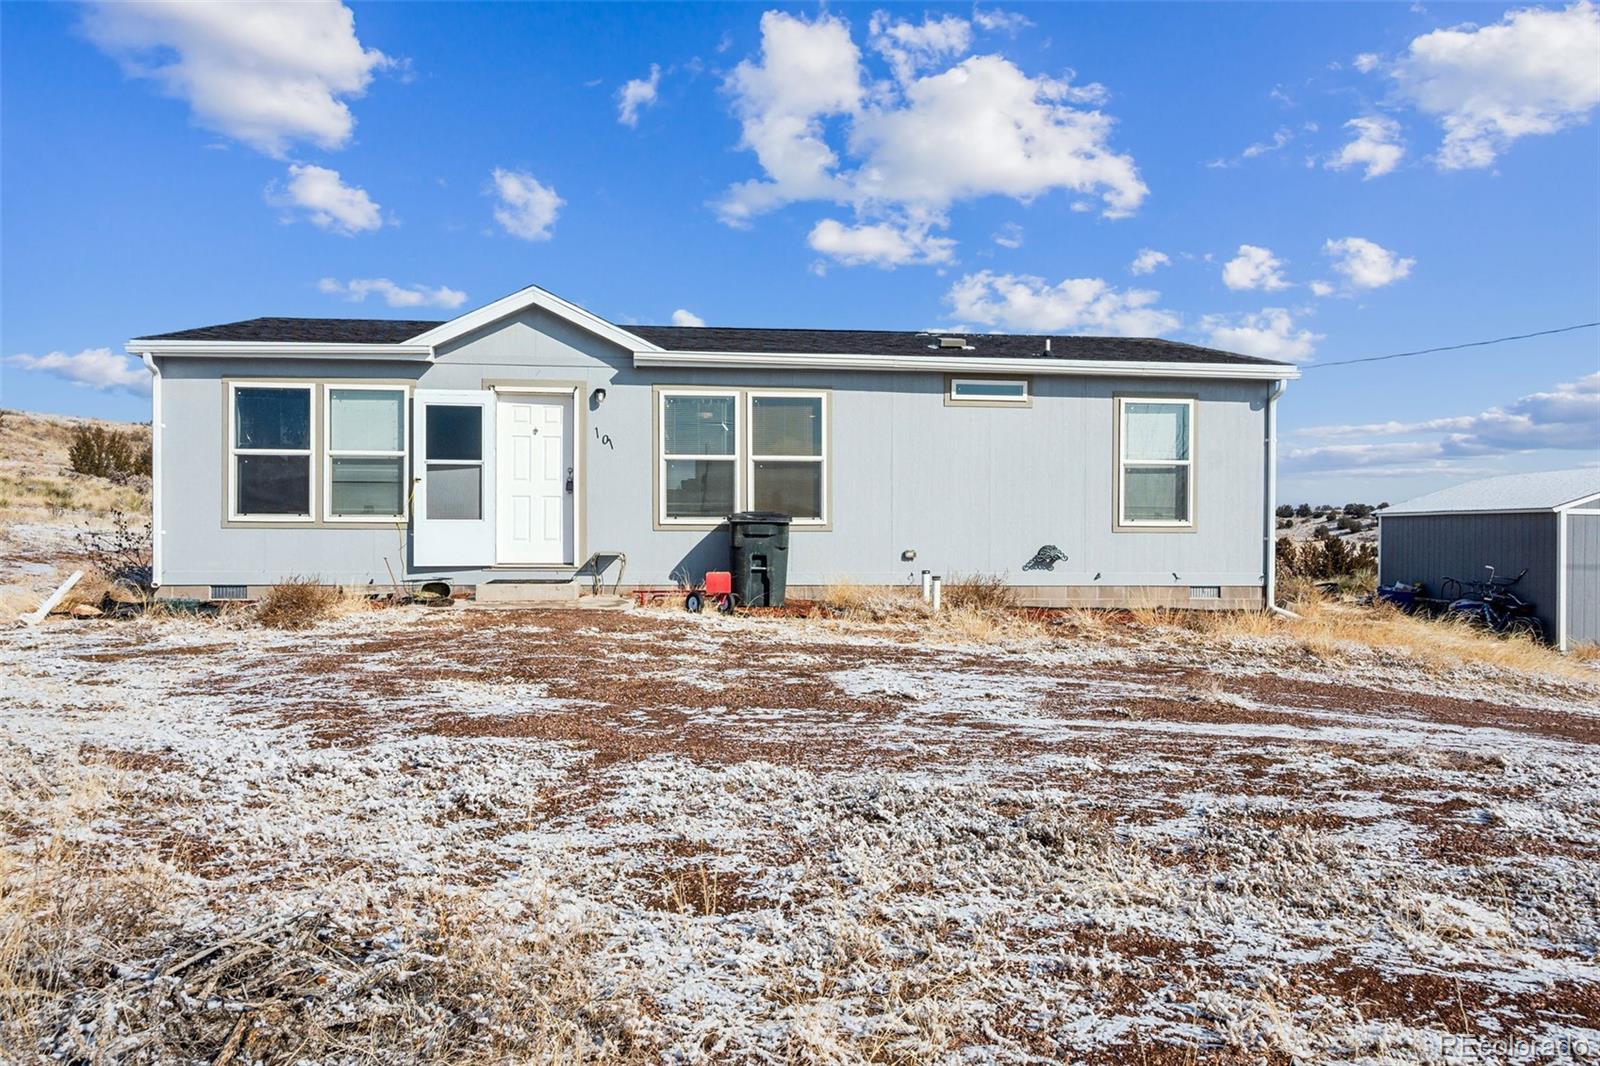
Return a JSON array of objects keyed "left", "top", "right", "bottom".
[
  {"left": 134, "top": 316, "right": 1287, "bottom": 366},
  {"left": 1382, "top": 469, "right": 1600, "bottom": 516}
]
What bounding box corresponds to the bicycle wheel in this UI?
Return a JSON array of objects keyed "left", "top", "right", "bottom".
[
  {"left": 1501, "top": 616, "right": 1545, "bottom": 642},
  {"left": 1440, "top": 577, "right": 1464, "bottom": 601}
]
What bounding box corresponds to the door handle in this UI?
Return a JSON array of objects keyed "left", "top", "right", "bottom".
[{"left": 565, "top": 467, "right": 574, "bottom": 494}]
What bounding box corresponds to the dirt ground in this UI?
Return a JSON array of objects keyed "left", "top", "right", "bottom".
[{"left": 4, "top": 603, "right": 1599, "bottom": 1063}]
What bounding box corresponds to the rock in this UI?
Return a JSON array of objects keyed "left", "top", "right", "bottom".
[{"left": 69, "top": 603, "right": 103, "bottom": 618}]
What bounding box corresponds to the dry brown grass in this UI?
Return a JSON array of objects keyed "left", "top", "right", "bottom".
[
  {"left": 940, "top": 572, "right": 1017, "bottom": 611},
  {"left": 0, "top": 772, "right": 643, "bottom": 1064},
  {"left": 1181, "top": 591, "right": 1596, "bottom": 684},
  {"left": 254, "top": 578, "right": 365, "bottom": 630},
  {"left": 1570, "top": 642, "right": 1600, "bottom": 664}
]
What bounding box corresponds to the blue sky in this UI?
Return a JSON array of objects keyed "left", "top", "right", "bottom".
[{"left": 2, "top": 0, "right": 1596, "bottom": 503}]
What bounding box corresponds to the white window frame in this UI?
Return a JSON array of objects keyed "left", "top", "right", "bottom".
[
  {"left": 949, "top": 377, "right": 1029, "bottom": 404},
  {"left": 1116, "top": 395, "right": 1196, "bottom": 529},
  {"left": 322, "top": 384, "right": 411, "bottom": 523},
  {"left": 658, "top": 388, "right": 742, "bottom": 526},
  {"left": 227, "top": 380, "right": 315, "bottom": 522},
  {"left": 747, "top": 390, "right": 829, "bottom": 526}
]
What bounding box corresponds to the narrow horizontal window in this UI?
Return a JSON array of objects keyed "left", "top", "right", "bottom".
[
  {"left": 230, "top": 384, "right": 312, "bottom": 520},
  {"left": 949, "top": 378, "right": 1029, "bottom": 403}
]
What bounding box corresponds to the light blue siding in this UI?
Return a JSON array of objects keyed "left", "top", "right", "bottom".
[
  {"left": 155, "top": 306, "right": 1271, "bottom": 593},
  {"left": 1568, "top": 513, "right": 1600, "bottom": 647}
]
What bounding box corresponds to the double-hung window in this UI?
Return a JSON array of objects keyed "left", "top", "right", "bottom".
[
  {"left": 749, "top": 392, "right": 826, "bottom": 523},
  {"left": 1117, "top": 397, "right": 1194, "bottom": 528},
  {"left": 660, "top": 390, "right": 739, "bottom": 523},
  {"left": 325, "top": 386, "right": 408, "bottom": 520},
  {"left": 230, "top": 383, "right": 313, "bottom": 520}
]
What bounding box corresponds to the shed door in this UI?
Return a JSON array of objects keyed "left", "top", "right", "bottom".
[{"left": 412, "top": 390, "right": 496, "bottom": 567}]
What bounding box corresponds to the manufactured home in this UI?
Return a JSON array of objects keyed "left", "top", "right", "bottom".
[
  {"left": 1379, "top": 469, "right": 1600, "bottom": 650},
  {"left": 127, "top": 284, "right": 1299, "bottom": 608}
]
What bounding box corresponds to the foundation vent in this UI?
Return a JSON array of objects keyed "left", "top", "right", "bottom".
[
  {"left": 209, "top": 584, "right": 248, "bottom": 601},
  {"left": 1189, "top": 586, "right": 1221, "bottom": 599}
]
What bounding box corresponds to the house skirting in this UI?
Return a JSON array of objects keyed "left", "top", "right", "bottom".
[
  {"left": 159, "top": 582, "right": 1264, "bottom": 611},
  {"left": 784, "top": 584, "right": 1265, "bottom": 610}
]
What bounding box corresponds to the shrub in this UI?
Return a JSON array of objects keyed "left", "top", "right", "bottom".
[
  {"left": 256, "top": 578, "right": 344, "bottom": 630},
  {"left": 941, "top": 573, "right": 1017, "bottom": 611},
  {"left": 1293, "top": 503, "right": 1312, "bottom": 518},
  {"left": 1277, "top": 536, "right": 1377, "bottom": 582},
  {"left": 1275, "top": 504, "right": 1294, "bottom": 518},
  {"left": 74, "top": 510, "right": 153, "bottom": 590},
  {"left": 1336, "top": 515, "right": 1362, "bottom": 533},
  {"left": 67, "top": 425, "right": 150, "bottom": 483}
]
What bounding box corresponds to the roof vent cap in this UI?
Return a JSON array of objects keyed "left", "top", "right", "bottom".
[{"left": 938, "top": 336, "right": 968, "bottom": 349}]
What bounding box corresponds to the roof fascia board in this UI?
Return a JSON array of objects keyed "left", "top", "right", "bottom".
[
  {"left": 632, "top": 349, "right": 1299, "bottom": 381},
  {"left": 409, "top": 284, "right": 663, "bottom": 355},
  {"left": 1380, "top": 507, "right": 1558, "bottom": 517},
  {"left": 1556, "top": 491, "right": 1600, "bottom": 512},
  {"left": 126, "top": 341, "right": 431, "bottom": 359}
]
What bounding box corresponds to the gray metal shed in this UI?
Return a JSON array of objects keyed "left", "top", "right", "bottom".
[{"left": 1378, "top": 469, "right": 1600, "bottom": 650}]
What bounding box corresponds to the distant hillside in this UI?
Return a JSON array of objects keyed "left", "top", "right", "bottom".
[
  {"left": 0, "top": 409, "right": 150, "bottom": 520},
  {"left": 1275, "top": 502, "right": 1382, "bottom": 546}
]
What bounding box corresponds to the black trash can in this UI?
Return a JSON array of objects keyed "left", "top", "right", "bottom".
[{"left": 728, "top": 511, "right": 792, "bottom": 607}]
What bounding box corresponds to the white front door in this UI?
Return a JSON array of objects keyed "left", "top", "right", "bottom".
[{"left": 496, "top": 393, "right": 573, "bottom": 565}]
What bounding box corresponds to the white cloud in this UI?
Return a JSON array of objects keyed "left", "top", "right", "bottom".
[
  {"left": 1324, "top": 236, "right": 1414, "bottom": 289},
  {"left": 489, "top": 167, "right": 563, "bottom": 241},
  {"left": 1201, "top": 308, "right": 1321, "bottom": 363},
  {"left": 808, "top": 217, "right": 956, "bottom": 267},
  {"left": 1241, "top": 126, "right": 1293, "bottom": 159},
  {"left": 868, "top": 12, "right": 971, "bottom": 84},
  {"left": 81, "top": 0, "right": 390, "bottom": 157},
  {"left": 1309, "top": 280, "right": 1336, "bottom": 297},
  {"left": 271, "top": 163, "right": 382, "bottom": 234},
  {"left": 946, "top": 271, "right": 1180, "bottom": 335},
  {"left": 670, "top": 309, "right": 707, "bottom": 327},
  {"left": 317, "top": 277, "right": 466, "bottom": 309},
  {"left": 718, "top": 11, "right": 1144, "bottom": 263},
  {"left": 1393, "top": 1, "right": 1600, "bottom": 169},
  {"left": 972, "top": 8, "right": 1033, "bottom": 34},
  {"left": 1221, "top": 245, "right": 1290, "bottom": 291},
  {"left": 1288, "top": 373, "right": 1600, "bottom": 472},
  {"left": 1129, "top": 248, "right": 1170, "bottom": 275},
  {"left": 5, "top": 348, "right": 151, "bottom": 394},
  {"left": 1327, "top": 115, "right": 1405, "bottom": 178},
  {"left": 1352, "top": 52, "right": 1381, "bottom": 73},
  {"left": 617, "top": 64, "right": 661, "bottom": 127},
  {"left": 992, "top": 222, "right": 1024, "bottom": 248}
]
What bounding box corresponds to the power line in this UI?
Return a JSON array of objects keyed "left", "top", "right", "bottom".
[{"left": 1304, "top": 321, "right": 1600, "bottom": 369}]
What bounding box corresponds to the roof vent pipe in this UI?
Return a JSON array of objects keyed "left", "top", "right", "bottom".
[{"left": 1045, "top": 338, "right": 1052, "bottom": 354}]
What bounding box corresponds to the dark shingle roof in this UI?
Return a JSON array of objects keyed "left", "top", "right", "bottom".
[
  {"left": 135, "top": 316, "right": 1287, "bottom": 366},
  {"left": 629, "top": 325, "right": 1284, "bottom": 365},
  {"left": 134, "top": 317, "right": 445, "bottom": 344}
]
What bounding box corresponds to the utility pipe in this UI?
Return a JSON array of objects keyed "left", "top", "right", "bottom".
[
  {"left": 140, "top": 352, "right": 162, "bottom": 590},
  {"left": 1264, "top": 378, "right": 1291, "bottom": 617}
]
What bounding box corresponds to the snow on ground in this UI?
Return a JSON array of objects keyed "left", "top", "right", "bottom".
[{"left": 3, "top": 605, "right": 1599, "bottom": 1063}]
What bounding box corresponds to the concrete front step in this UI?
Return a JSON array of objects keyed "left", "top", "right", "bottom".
[
  {"left": 475, "top": 580, "right": 578, "bottom": 604},
  {"left": 465, "top": 593, "right": 631, "bottom": 612}
]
